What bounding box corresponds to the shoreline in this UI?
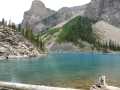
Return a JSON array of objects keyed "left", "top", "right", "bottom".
[
  {"left": 0, "top": 54, "right": 47, "bottom": 60},
  {"left": 48, "top": 51, "right": 120, "bottom": 55},
  {"left": 0, "top": 51, "right": 120, "bottom": 60}
]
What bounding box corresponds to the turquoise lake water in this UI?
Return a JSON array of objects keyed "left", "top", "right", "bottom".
[{"left": 0, "top": 53, "right": 120, "bottom": 89}]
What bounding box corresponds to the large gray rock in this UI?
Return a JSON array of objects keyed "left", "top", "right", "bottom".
[{"left": 85, "top": 0, "right": 120, "bottom": 27}]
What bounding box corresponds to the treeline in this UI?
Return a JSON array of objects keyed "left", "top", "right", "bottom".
[
  {"left": 17, "top": 24, "right": 45, "bottom": 51},
  {"left": 95, "top": 40, "right": 120, "bottom": 51},
  {"left": 0, "top": 18, "right": 16, "bottom": 30}
]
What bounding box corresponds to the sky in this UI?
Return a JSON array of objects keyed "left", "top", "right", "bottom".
[{"left": 0, "top": 0, "right": 91, "bottom": 24}]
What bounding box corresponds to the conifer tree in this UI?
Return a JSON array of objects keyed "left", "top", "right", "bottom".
[
  {"left": 17, "top": 24, "right": 22, "bottom": 32},
  {"left": 1, "top": 18, "right": 5, "bottom": 25}
]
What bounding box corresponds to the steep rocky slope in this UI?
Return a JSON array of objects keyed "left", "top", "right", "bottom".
[
  {"left": 85, "top": 0, "right": 120, "bottom": 27},
  {"left": 22, "top": 0, "right": 87, "bottom": 33},
  {"left": 0, "top": 26, "right": 40, "bottom": 57},
  {"left": 23, "top": 0, "right": 120, "bottom": 31},
  {"left": 41, "top": 5, "right": 87, "bottom": 28},
  {"left": 22, "top": 0, "right": 55, "bottom": 32},
  {"left": 92, "top": 21, "right": 120, "bottom": 45}
]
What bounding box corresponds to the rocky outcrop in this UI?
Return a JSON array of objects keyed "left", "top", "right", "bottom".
[
  {"left": 85, "top": 0, "right": 120, "bottom": 27},
  {"left": 22, "top": 0, "right": 55, "bottom": 32},
  {"left": 0, "top": 26, "right": 40, "bottom": 57},
  {"left": 22, "top": 0, "right": 87, "bottom": 33}
]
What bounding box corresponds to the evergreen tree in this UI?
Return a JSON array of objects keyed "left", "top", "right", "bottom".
[
  {"left": 11, "top": 23, "right": 16, "bottom": 30},
  {"left": 1, "top": 18, "right": 5, "bottom": 25},
  {"left": 17, "top": 24, "right": 21, "bottom": 32}
]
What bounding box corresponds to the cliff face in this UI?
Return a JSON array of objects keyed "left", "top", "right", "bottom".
[
  {"left": 23, "top": 0, "right": 120, "bottom": 31},
  {"left": 85, "top": 0, "right": 120, "bottom": 27},
  {"left": 22, "top": 0, "right": 55, "bottom": 32},
  {"left": 22, "top": 0, "right": 87, "bottom": 33},
  {"left": 41, "top": 5, "right": 87, "bottom": 28}
]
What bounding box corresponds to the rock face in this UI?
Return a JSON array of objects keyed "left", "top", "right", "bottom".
[
  {"left": 22, "top": 0, "right": 55, "bottom": 32},
  {"left": 41, "top": 5, "right": 87, "bottom": 28},
  {"left": 92, "top": 21, "right": 120, "bottom": 45},
  {"left": 0, "top": 26, "right": 40, "bottom": 57},
  {"left": 85, "top": 0, "right": 120, "bottom": 27},
  {"left": 22, "top": 0, "right": 87, "bottom": 33}
]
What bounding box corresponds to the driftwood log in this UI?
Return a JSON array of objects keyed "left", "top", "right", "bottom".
[
  {"left": 0, "top": 81, "right": 80, "bottom": 90},
  {"left": 90, "top": 75, "right": 120, "bottom": 90}
]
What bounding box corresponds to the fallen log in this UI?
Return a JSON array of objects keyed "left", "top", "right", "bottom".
[{"left": 0, "top": 81, "right": 80, "bottom": 90}]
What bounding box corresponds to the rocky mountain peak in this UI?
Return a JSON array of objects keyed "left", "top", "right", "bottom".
[
  {"left": 85, "top": 0, "right": 120, "bottom": 27},
  {"left": 22, "top": 0, "right": 55, "bottom": 29},
  {"left": 31, "top": 0, "right": 45, "bottom": 11},
  {"left": 22, "top": 0, "right": 87, "bottom": 33}
]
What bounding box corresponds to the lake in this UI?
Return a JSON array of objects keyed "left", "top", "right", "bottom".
[{"left": 0, "top": 53, "right": 120, "bottom": 90}]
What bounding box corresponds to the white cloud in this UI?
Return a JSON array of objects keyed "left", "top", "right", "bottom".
[{"left": 0, "top": 0, "right": 90, "bottom": 24}]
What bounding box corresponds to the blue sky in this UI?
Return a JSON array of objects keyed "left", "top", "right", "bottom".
[{"left": 0, "top": 0, "right": 90, "bottom": 24}]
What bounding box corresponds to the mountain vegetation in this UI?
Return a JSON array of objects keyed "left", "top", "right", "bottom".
[
  {"left": 17, "top": 24, "right": 45, "bottom": 51},
  {"left": 57, "top": 16, "right": 97, "bottom": 44},
  {"left": 0, "top": 18, "right": 45, "bottom": 52},
  {"left": 46, "top": 16, "right": 120, "bottom": 52}
]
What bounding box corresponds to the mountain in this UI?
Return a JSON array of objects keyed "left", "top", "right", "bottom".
[
  {"left": 22, "top": 0, "right": 87, "bottom": 33},
  {"left": 0, "top": 25, "right": 40, "bottom": 57},
  {"left": 41, "top": 16, "right": 96, "bottom": 52},
  {"left": 85, "top": 0, "right": 120, "bottom": 27},
  {"left": 41, "top": 15, "right": 120, "bottom": 52},
  {"left": 41, "top": 5, "right": 87, "bottom": 28},
  {"left": 22, "top": 0, "right": 120, "bottom": 52},
  {"left": 22, "top": 0, "right": 55, "bottom": 32}
]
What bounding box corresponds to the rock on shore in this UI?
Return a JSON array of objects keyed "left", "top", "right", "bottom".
[{"left": 0, "top": 26, "right": 40, "bottom": 57}]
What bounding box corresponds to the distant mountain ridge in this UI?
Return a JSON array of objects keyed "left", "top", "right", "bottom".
[
  {"left": 85, "top": 0, "right": 120, "bottom": 27},
  {"left": 41, "top": 5, "right": 87, "bottom": 28},
  {"left": 22, "top": 0, "right": 87, "bottom": 33},
  {"left": 22, "top": 0, "right": 120, "bottom": 32}
]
